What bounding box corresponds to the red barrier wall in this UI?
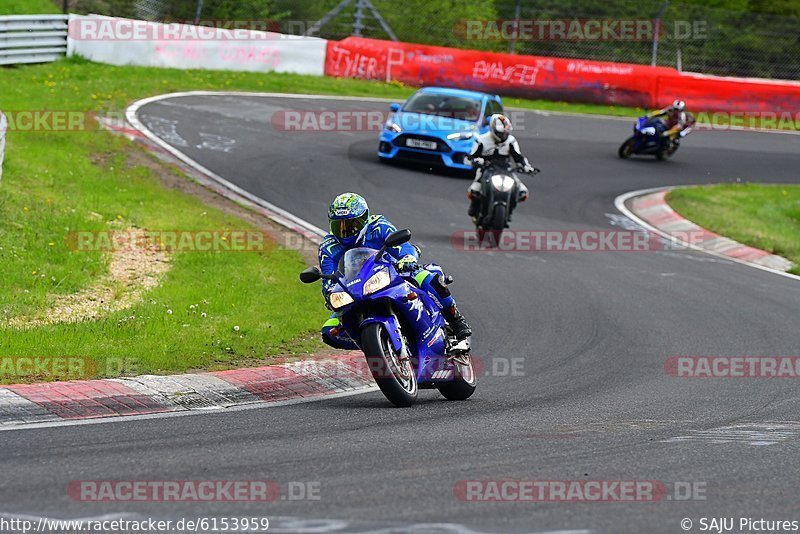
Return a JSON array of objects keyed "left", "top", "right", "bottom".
[
  {"left": 654, "top": 72, "right": 800, "bottom": 114},
  {"left": 325, "top": 37, "right": 800, "bottom": 113}
]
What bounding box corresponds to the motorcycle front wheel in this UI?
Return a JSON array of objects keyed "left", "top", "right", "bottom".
[
  {"left": 618, "top": 137, "right": 636, "bottom": 158},
  {"left": 490, "top": 204, "right": 507, "bottom": 243},
  {"left": 361, "top": 323, "right": 418, "bottom": 407}
]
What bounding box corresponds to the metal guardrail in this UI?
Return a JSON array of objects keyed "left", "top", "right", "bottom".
[{"left": 0, "top": 15, "right": 69, "bottom": 66}]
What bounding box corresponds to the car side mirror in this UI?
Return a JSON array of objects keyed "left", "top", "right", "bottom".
[
  {"left": 389, "top": 103, "right": 400, "bottom": 112},
  {"left": 299, "top": 266, "right": 322, "bottom": 284}
]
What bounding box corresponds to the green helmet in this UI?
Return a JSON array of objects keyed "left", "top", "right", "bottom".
[{"left": 328, "top": 193, "right": 369, "bottom": 245}]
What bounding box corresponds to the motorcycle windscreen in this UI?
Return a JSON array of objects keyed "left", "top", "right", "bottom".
[{"left": 341, "top": 247, "right": 377, "bottom": 280}]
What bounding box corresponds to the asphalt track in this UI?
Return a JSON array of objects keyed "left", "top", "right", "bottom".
[{"left": 2, "top": 94, "right": 800, "bottom": 533}]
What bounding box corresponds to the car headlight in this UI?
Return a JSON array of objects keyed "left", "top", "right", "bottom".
[
  {"left": 446, "top": 131, "right": 474, "bottom": 140},
  {"left": 490, "top": 174, "right": 516, "bottom": 192},
  {"left": 329, "top": 291, "right": 354, "bottom": 309},
  {"left": 385, "top": 121, "right": 402, "bottom": 133},
  {"left": 363, "top": 269, "right": 391, "bottom": 295}
]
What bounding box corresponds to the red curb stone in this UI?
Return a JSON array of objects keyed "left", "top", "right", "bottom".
[
  {"left": 691, "top": 229, "right": 720, "bottom": 243},
  {"left": 7, "top": 380, "right": 172, "bottom": 420},
  {"left": 643, "top": 209, "right": 680, "bottom": 225},
  {"left": 211, "top": 366, "right": 329, "bottom": 402},
  {"left": 1, "top": 353, "right": 374, "bottom": 426},
  {"left": 726, "top": 245, "right": 769, "bottom": 260},
  {"left": 633, "top": 195, "right": 664, "bottom": 209}
]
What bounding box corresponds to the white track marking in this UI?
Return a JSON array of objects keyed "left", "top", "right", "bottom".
[
  {"left": 126, "top": 92, "right": 327, "bottom": 241},
  {"left": 662, "top": 422, "right": 800, "bottom": 446}
]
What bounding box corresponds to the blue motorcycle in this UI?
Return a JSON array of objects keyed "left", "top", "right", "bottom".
[
  {"left": 618, "top": 116, "right": 678, "bottom": 160},
  {"left": 299, "top": 229, "right": 476, "bottom": 407}
]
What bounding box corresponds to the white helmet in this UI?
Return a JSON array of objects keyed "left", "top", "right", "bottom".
[
  {"left": 671, "top": 99, "right": 686, "bottom": 111},
  {"left": 489, "top": 113, "right": 512, "bottom": 143}
]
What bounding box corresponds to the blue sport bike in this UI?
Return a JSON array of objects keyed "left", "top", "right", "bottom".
[
  {"left": 299, "top": 229, "right": 476, "bottom": 407},
  {"left": 618, "top": 116, "right": 680, "bottom": 160}
]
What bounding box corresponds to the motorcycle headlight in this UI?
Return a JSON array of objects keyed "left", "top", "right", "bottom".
[
  {"left": 329, "top": 291, "right": 354, "bottom": 309},
  {"left": 363, "top": 269, "right": 391, "bottom": 295},
  {"left": 446, "top": 131, "right": 474, "bottom": 140},
  {"left": 385, "top": 121, "right": 402, "bottom": 133},
  {"left": 490, "top": 174, "right": 515, "bottom": 192},
  {"left": 641, "top": 126, "right": 656, "bottom": 136}
]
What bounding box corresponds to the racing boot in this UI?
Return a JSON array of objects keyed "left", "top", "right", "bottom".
[
  {"left": 467, "top": 195, "right": 481, "bottom": 218},
  {"left": 442, "top": 303, "right": 472, "bottom": 340}
]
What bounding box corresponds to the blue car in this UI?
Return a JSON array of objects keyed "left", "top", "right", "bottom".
[{"left": 378, "top": 87, "right": 504, "bottom": 170}]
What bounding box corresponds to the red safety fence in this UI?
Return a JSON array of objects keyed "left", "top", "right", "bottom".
[
  {"left": 324, "top": 37, "right": 800, "bottom": 113},
  {"left": 654, "top": 71, "right": 800, "bottom": 113}
]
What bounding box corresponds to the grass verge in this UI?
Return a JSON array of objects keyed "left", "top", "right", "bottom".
[
  {"left": 667, "top": 184, "right": 800, "bottom": 275},
  {"left": 0, "top": 0, "right": 59, "bottom": 15},
  {"left": 0, "top": 58, "right": 340, "bottom": 383}
]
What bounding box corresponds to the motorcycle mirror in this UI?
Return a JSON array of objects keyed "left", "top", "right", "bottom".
[
  {"left": 377, "top": 229, "right": 412, "bottom": 259},
  {"left": 299, "top": 266, "right": 322, "bottom": 284},
  {"left": 384, "top": 229, "right": 411, "bottom": 248},
  {"left": 389, "top": 103, "right": 400, "bottom": 112}
]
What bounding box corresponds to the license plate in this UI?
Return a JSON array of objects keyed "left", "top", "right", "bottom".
[{"left": 406, "top": 138, "right": 437, "bottom": 150}]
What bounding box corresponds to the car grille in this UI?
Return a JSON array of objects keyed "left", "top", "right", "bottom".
[{"left": 394, "top": 150, "right": 445, "bottom": 165}]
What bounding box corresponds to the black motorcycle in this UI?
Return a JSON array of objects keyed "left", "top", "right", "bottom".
[{"left": 470, "top": 159, "right": 538, "bottom": 245}]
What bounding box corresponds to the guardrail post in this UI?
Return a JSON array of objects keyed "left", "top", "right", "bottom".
[{"left": 651, "top": 1, "right": 669, "bottom": 67}]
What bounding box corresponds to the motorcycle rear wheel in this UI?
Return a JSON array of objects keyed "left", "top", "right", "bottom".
[
  {"left": 437, "top": 353, "right": 477, "bottom": 401},
  {"left": 362, "top": 323, "right": 418, "bottom": 407}
]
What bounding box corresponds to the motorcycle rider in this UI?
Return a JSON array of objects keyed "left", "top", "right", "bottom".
[
  {"left": 319, "top": 193, "right": 472, "bottom": 350},
  {"left": 466, "top": 114, "right": 536, "bottom": 220},
  {"left": 648, "top": 99, "right": 695, "bottom": 146}
]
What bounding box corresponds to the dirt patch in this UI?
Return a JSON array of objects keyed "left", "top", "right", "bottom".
[{"left": 2, "top": 228, "right": 171, "bottom": 329}]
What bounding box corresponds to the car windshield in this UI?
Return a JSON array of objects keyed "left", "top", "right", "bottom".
[
  {"left": 403, "top": 93, "right": 481, "bottom": 121},
  {"left": 340, "top": 247, "right": 377, "bottom": 280}
]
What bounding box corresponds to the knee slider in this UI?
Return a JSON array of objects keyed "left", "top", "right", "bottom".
[{"left": 430, "top": 274, "right": 451, "bottom": 299}]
